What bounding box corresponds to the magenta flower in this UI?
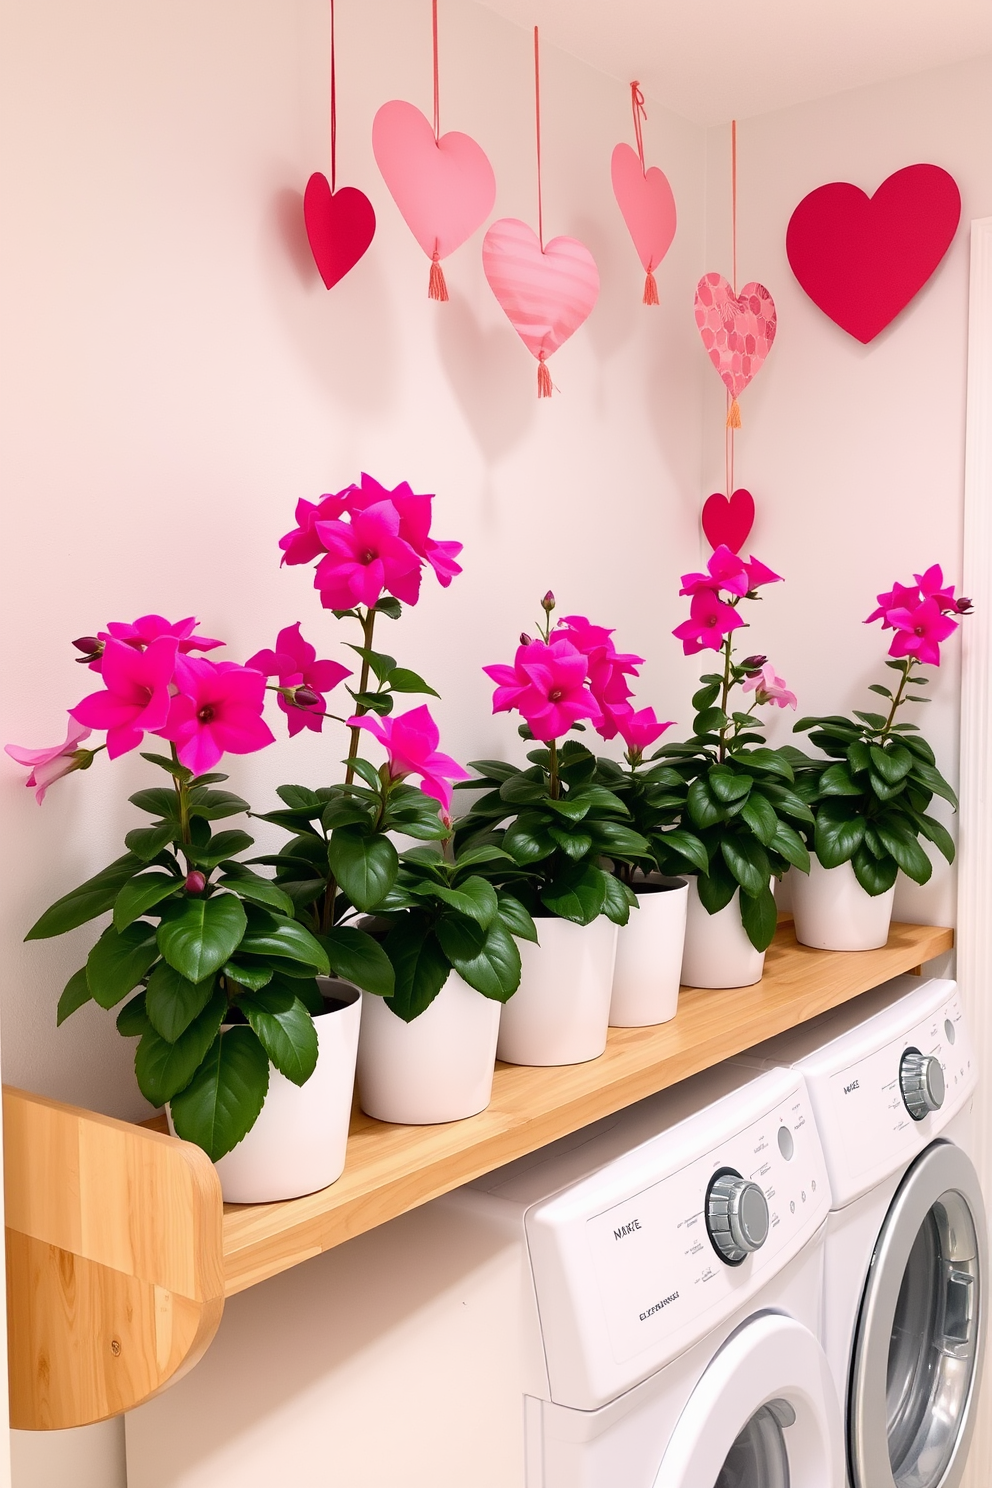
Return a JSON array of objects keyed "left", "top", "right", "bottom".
[
  {"left": 555, "top": 615, "right": 644, "bottom": 712},
  {"left": 680, "top": 545, "right": 751, "bottom": 598},
  {"left": 70, "top": 635, "right": 178, "bottom": 758},
  {"left": 6, "top": 718, "right": 94, "bottom": 803},
  {"left": 246, "top": 623, "right": 351, "bottom": 736},
  {"left": 346, "top": 705, "right": 469, "bottom": 809},
  {"left": 388, "top": 483, "right": 464, "bottom": 588},
  {"left": 886, "top": 598, "right": 958, "bottom": 667},
  {"left": 672, "top": 590, "right": 744, "bottom": 655},
  {"left": 83, "top": 614, "right": 222, "bottom": 673},
  {"left": 160, "top": 656, "right": 276, "bottom": 774},
  {"left": 314, "top": 501, "right": 423, "bottom": 610},
  {"left": 602, "top": 703, "right": 673, "bottom": 756},
  {"left": 741, "top": 663, "right": 797, "bottom": 710},
  {"left": 279, "top": 485, "right": 367, "bottom": 566},
  {"left": 865, "top": 580, "right": 922, "bottom": 629},
  {"left": 484, "top": 637, "right": 601, "bottom": 743},
  {"left": 744, "top": 556, "right": 782, "bottom": 590}
]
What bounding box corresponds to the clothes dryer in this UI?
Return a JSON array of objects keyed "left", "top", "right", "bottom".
[
  {"left": 126, "top": 1063, "right": 843, "bottom": 1488},
  {"left": 735, "top": 975, "right": 986, "bottom": 1488}
]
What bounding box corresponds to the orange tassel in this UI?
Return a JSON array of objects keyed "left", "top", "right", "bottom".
[
  {"left": 642, "top": 269, "right": 659, "bottom": 306},
  {"left": 726, "top": 398, "right": 742, "bottom": 429},
  {"left": 537, "top": 358, "right": 552, "bottom": 398},
  {"left": 428, "top": 254, "right": 448, "bottom": 301}
]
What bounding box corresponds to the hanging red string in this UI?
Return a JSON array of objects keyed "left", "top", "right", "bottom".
[
  {"left": 427, "top": 0, "right": 449, "bottom": 300},
  {"left": 630, "top": 81, "right": 659, "bottom": 305},
  {"left": 726, "top": 118, "right": 741, "bottom": 432},
  {"left": 329, "top": 0, "right": 337, "bottom": 192},
  {"left": 534, "top": 26, "right": 551, "bottom": 396}
]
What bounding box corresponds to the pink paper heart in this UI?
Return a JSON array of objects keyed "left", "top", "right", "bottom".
[
  {"left": 372, "top": 100, "right": 496, "bottom": 262},
  {"left": 303, "top": 173, "right": 376, "bottom": 290},
  {"left": 482, "top": 218, "right": 600, "bottom": 365},
  {"left": 694, "top": 274, "right": 777, "bottom": 400},
  {"left": 610, "top": 143, "right": 677, "bottom": 277},
  {"left": 701, "top": 490, "right": 755, "bottom": 555}
]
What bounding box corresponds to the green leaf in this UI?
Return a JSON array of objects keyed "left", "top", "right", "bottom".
[
  {"left": 586, "top": 821, "right": 651, "bottom": 857},
  {"left": 818, "top": 763, "right": 863, "bottom": 797},
  {"left": 345, "top": 644, "right": 396, "bottom": 681},
  {"left": 870, "top": 744, "right": 914, "bottom": 784},
  {"left": 696, "top": 858, "right": 739, "bottom": 914},
  {"left": 436, "top": 916, "right": 521, "bottom": 1001},
  {"left": 134, "top": 985, "right": 228, "bottom": 1106},
  {"left": 116, "top": 990, "right": 151, "bottom": 1038},
  {"left": 709, "top": 767, "right": 752, "bottom": 804},
  {"left": 374, "top": 595, "right": 403, "bottom": 619},
  {"left": 185, "top": 830, "right": 254, "bottom": 869},
  {"left": 350, "top": 690, "right": 393, "bottom": 716},
  {"left": 853, "top": 711, "right": 888, "bottom": 730},
  {"left": 496, "top": 892, "right": 538, "bottom": 943},
  {"left": 240, "top": 987, "right": 318, "bottom": 1086},
  {"left": 694, "top": 706, "right": 728, "bottom": 735},
  {"left": 57, "top": 968, "right": 93, "bottom": 1026},
  {"left": 327, "top": 825, "right": 399, "bottom": 912},
  {"left": 739, "top": 792, "right": 779, "bottom": 845},
  {"left": 156, "top": 894, "right": 247, "bottom": 983},
  {"left": 276, "top": 784, "right": 322, "bottom": 810},
  {"left": 144, "top": 961, "right": 217, "bottom": 1041},
  {"left": 548, "top": 824, "right": 594, "bottom": 859},
  {"left": 814, "top": 803, "right": 866, "bottom": 868},
  {"left": 868, "top": 683, "right": 893, "bottom": 699},
  {"left": 321, "top": 796, "right": 375, "bottom": 831},
  {"left": 499, "top": 771, "right": 548, "bottom": 805},
  {"left": 169, "top": 1026, "right": 269, "bottom": 1161},
  {"left": 113, "top": 871, "right": 181, "bottom": 931},
  {"left": 220, "top": 961, "right": 274, "bottom": 993},
  {"left": 503, "top": 814, "right": 556, "bottom": 864},
  {"left": 910, "top": 811, "right": 955, "bottom": 864},
  {"left": 655, "top": 828, "right": 709, "bottom": 874},
  {"left": 847, "top": 740, "right": 872, "bottom": 774},
  {"left": 124, "top": 824, "right": 177, "bottom": 861},
  {"left": 322, "top": 925, "right": 395, "bottom": 997},
  {"left": 382, "top": 921, "right": 450, "bottom": 1022},
  {"left": 385, "top": 666, "right": 439, "bottom": 697},
  {"left": 691, "top": 682, "right": 721, "bottom": 712},
  {"left": 215, "top": 869, "right": 295, "bottom": 917},
  {"left": 740, "top": 884, "right": 778, "bottom": 952},
  {"left": 908, "top": 759, "right": 958, "bottom": 809},
  {"left": 343, "top": 757, "right": 384, "bottom": 791},
  {"left": 687, "top": 778, "right": 723, "bottom": 828},
  {"left": 602, "top": 872, "right": 637, "bottom": 926},
  {"left": 432, "top": 876, "right": 499, "bottom": 928},
  {"left": 720, "top": 837, "right": 770, "bottom": 897},
  {"left": 140, "top": 751, "right": 193, "bottom": 782},
  {"left": 186, "top": 787, "right": 250, "bottom": 821},
  {"left": 452, "top": 844, "right": 514, "bottom": 872},
  {"left": 86, "top": 922, "right": 160, "bottom": 1009},
  {"left": 238, "top": 911, "right": 330, "bottom": 972},
  {"left": 130, "top": 787, "right": 181, "bottom": 820},
  {"left": 769, "top": 820, "right": 810, "bottom": 872},
  {"left": 739, "top": 748, "right": 795, "bottom": 781},
  {"left": 26, "top": 852, "right": 145, "bottom": 940},
  {"left": 851, "top": 846, "right": 899, "bottom": 896},
  {"left": 541, "top": 862, "right": 608, "bottom": 925},
  {"left": 873, "top": 823, "right": 932, "bottom": 885}
]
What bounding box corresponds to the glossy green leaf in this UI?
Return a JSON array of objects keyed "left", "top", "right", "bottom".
[
  {"left": 86, "top": 921, "right": 160, "bottom": 1009},
  {"left": 26, "top": 852, "right": 145, "bottom": 940},
  {"left": 851, "top": 846, "right": 899, "bottom": 896},
  {"left": 687, "top": 778, "right": 723, "bottom": 829},
  {"left": 708, "top": 767, "right": 752, "bottom": 804},
  {"left": 326, "top": 825, "right": 398, "bottom": 912},
  {"left": 601, "top": 872, "right": 637, "bottom": 926},
  {"left": 184, "top": 830, "right": 254, "bottom": 870},
  {"left": 57, "top": 967, "right": 92, "bottom": 1026},
  {"left": 169, "top": 1025, "right": 269, "bottom": 1161},
  {"left": 496, "top": 892, "right": 538, "bottom": 943},
  {"left": 116, "top": 990, "right": 151, "bottom": 1038},
  {"left": 144, "top": 961, "right": 216, "bottom": 1041},
  {"left": 156, "top": 894, "right": 247, "bottom": 983},
  {"left": 113, "top": 871, "right": 181, "bottom": 931},
  {"left": 240, "top": 987, "right": 318, "bottom": 1086},
  {"left": 817, "top": 763, "right": 863, "bottom": 797},
  {"left": 907, "top": 759, "right": 958, "bottom": 809},
  {"left": 436, "top": 917, "right": 521, "bottom": 1001},
  {"left": 129, "top": 787, "right": 181, "bottom": 820},
  {"left": 238, "top": 911, "right": 330, "bottom": 972},
  {"left": 382, "top": 920, "right": 450, "bottom": 1022},
  {"left": 656, "top": 828, "right": 709, "bottom": 874},
  {"left": 814, "top": 803, "right": 866, "bottom": 868},
  {"left": 322, "top": 925, "right": 395, "bottom": 997},
  {"left": 431, "top": 876, "right": 499, "bottom": 928},
  {"left": 720, "top": 837, "right": 770, "bottom": 897},
  {"left": 769, "top": 820, "right": 811, "bottom": 872},
  {"left": 215, "top": 868, "right": 295, "bottom": 917},
  {"left": 186, "top": 788, "right": 250, "bottom": 820},
  {"left": 696, "top": 858, "right": 738, "bottom": 915},
  {"left": 873, "top": 824, "right": 932, "bottom": 884},
  {"left": 739, "top": 792, "right": 779, "bottom": 846},
  {"left": 220, "top": 961, "right": 274, "bottom": 993},
  {"left": 740, "top": 883, "right": 778, "bottom": 952},
  {"left": 548, "top": 824, "right": 594, "bottom": 860},
  {"left": 385, "top": 666, "right": 439, "bottom": 697},
  {"left": 540, "top": 862, "right": 607, "bottom": 925},
  {"left": 134, "top": 986, "right": 228, "bottom": 1106},
  {"left": 124, "top": 824, "right": 176, "bottom": 861},
  {"left": 503, "top": 814, "right": 556, "bottom": 865}
]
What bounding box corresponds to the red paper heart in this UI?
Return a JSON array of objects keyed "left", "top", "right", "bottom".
[
  {"left": 303, "top": 173, "right": 376, "bottom": 290},
  {"left": 694, "top": 275, "right": 776, "bottom": 401},
  {"left": 372, "top": 100, "right": 496, "bottom": 262},
  {"left": 786, "top": 164, "right": 960, "bottom": 344},
  {"left": 702, "top": 490, "right": 755, "bottom": 554}
]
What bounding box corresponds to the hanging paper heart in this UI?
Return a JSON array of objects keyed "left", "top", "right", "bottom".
[
  {"left": 785, "top": 164, "right": 961, "bottom": 344},
  {"left": 694, "top": 274, "right": 776, "bottom": 424},
  {"left": 372, "top": 99, "right": 496, "bottom": 300},
  {"left": 303, "top": 172, "right": 376, "bottom": 290},
  {"left": 701, "top": 489, "right": 755, "bottom": 554},
  {"left": 482, "top": 218, "right": 600, "bottom": 397},
  {"left": 610, "top": 143, "right": 677, "bottom": 305}
]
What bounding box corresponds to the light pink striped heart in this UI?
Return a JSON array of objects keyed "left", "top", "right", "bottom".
[
  {"left": 482, "top": 218, "right": 599, "bottom": 388},
  {"left": 694, "top": 273, "right": 777, "bottom": 401}
]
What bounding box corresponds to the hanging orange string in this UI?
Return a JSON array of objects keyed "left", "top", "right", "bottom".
[
  {"left": 630, "top": 81, "right": 658, "bottom": 305},
  {"left": 428, "top": 0, "right": 449, "bottom": 300},
  {"left": 726, "top": 118, "right": 741, "bottom": 430},
  {"left": 534, "top": 26, "right": 552, "bottom": 396},
  {"left": 329, "top": 0, "right": 337, "bottom": 192}
]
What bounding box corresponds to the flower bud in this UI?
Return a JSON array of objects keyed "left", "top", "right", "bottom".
[
  {"left": 184, "top": 870, "right": 207, "bottom": 894},
  {"left": 293, "top": 684, "right": 320, "bottom": 708},
  {"left": 72, "top": 636, "right": 104, "bottom": 663},
  {"left": 541, "top": 590, "right": 556, "bottom": 612},
  {"left": 519, "top": 631, "right": 533, "bottom": 646},
  {"left": 956, "top": 596, "right": 974, "bottom": 614},
  {"left": 741, "top": 653, "right": 768, "bottom": 673}
]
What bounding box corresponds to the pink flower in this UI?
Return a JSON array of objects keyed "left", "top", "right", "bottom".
[
  {"left": 741, "top": 663, "right": 797, "bottom": 710},
  {"left": 6, "top": 718, "right": 94, "bottom": 803},
  {"left": 743, "top": 555, "right": 782, "bottom": 590},
  {"left": 84, "top": 615, "right": 222, "bottom": 673},
  {"left": 279, "top": 485, "right": 365, "bottom": 566},
  {"left": 555, "top": 615, "right": 643, "bottom": 712},
  {"left": 484, "top": 638, "right": 601, "bottom": 743},
  {"left": 672, "top": 590, "right": 744, "bottom": 655},
  {"left": 886, "top": 598, "right": 958, "bottom": 667},
  {"left": 314, "top": 501, "right": 423, "bottom": 610},
  {"left": 346, "top": 705, "right": 469, "bottom": 809},
  {"left": 375, "top": 479, "right": 464, "bottom": 589},
  {"left": 160, "top": 656, "right": 276, "bottom": 774},
  {"left": 70, "top": 635, "right": 178, "bottom": 758},
  {"left": 246, "top": 623, "right": 351, "bottom": 736},
  {"left": 680, "top": 545, "right": 751, "bottom": 598},
  {"left": 602, "top": 703, "right": 673, "bottom": 756},
  {"left": 866, "top": 580, "right": 922, "bottom": 629}
]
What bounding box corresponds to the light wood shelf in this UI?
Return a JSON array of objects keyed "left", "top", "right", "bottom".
[{"left": 5, "top": 918, "right": 953, "bottom": 1428}]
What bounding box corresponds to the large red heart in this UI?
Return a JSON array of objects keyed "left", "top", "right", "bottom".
[
  {"left": 303, "top": 173, "right": 376, "bottom": 290},
  {"left": 694, "top": 274, "right": 776, "bottom": 401},
  {"left": 786, "top": 164, "right": 960, "bottom": 344},
  {"left": 702, "top": 490, "right": 755, "bottom": 555},
  {"left": 482, "top": 218, "right": 600, "bottom": 364},
  {"left": 610, "top": 143, "right": 677, "bottom": 288},
  {"left": 372, "top": 100, "right": 496, "bottom": 262}
]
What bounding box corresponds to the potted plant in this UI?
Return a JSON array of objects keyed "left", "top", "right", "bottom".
[
  {"left": 7, "top": 615, "right": 366, "bottom": 1202},
  {"left": 790, "top": 565, "right": 969, "bottom": 950},
  {"left": 455, "top": 595, "right": 654, "bottom": 1066},
  {"left": 663, "top": 545, "right": 812, "bottom": 987}
]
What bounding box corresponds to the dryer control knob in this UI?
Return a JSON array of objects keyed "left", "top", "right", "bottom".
[
  {"left": 900, "top": 1048, "right": 945, "bottom": 1121},
  {"left": 706, "top": 1172, "right": 770, "bottom": 1265}
]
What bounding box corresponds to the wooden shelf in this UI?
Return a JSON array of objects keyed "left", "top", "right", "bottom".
[{"left": 4, "top": 919, "right": 953, "bottom": 1429}]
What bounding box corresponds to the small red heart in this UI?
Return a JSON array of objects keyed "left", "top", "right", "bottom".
[
  {"left": 702, "top": 490, "right": 755, "bottom": 554},
  {"left": 303, "top": 172, "right": 376, "bottom": 290}
]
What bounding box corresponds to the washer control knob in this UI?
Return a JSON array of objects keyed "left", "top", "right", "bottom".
[
  {"left": 706, "top": 1172, "right": 770, "bottom": 1265},
  {"left": 900, "top": 1048, "right": 945, "bottom": 1121}
]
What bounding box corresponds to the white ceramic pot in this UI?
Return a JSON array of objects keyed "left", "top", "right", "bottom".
[
  {"left": 357, "top": 971, "right": 501, "bottom": 1125},
  {"left": 610, "top": 877, "right": 688, "bottom": 1027},
  {"left": 496, "top": 915, "right": 618, "bottom": 1067},
  {"left": 171, "top": 979, "right": 362, "bottom": 1205},
  {"left": 680, "top": 878, "right": 771, "bottom": 989},
  {"left": 791, "top": 857, "right": 895, "bottom": 951}
]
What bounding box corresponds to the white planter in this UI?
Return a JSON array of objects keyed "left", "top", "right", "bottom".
[
  {"left": 681, "top": 878, "right": 771, "bottom": 989},
  {"left": 791, "top": 857, "right": 895, "bottom": 951},
  {"left": 610, "top": 877, "right": 688, "bottom": 1027},
  {"left": 497, "top": 915, "right": 618, "bottom": 1067},
  {"left": 170, "top": 979, "right": 362, "bottom": 1204},
  {"left": 357, "top": 971, "right": 501, "bottom": 1125}
]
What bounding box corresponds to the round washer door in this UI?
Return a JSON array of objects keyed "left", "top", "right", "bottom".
[
  {"left": 849, "top": 1141, "right": 988, "bottom": 1488},
  {"left": 653, "top": 1313, "right": 843, "bottom": 1488}
]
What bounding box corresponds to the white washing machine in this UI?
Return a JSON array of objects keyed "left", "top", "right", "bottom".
[
  {"left": 735, "top": 975, "right": 987, "bottom": 1488},
  {"left": 127, "top": 1062, "right": 843, "bottom": 1488}
]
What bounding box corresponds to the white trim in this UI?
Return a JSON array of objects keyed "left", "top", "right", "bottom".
[{"left": 957, "top": 215, "right": 992, "bottom": 1488}]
